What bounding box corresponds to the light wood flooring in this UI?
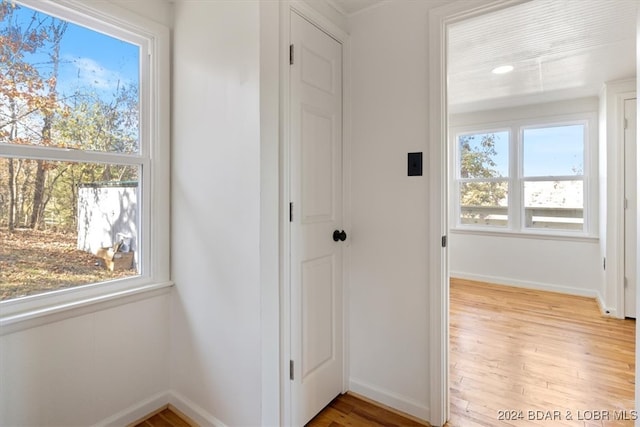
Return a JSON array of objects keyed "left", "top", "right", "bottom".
[
  {"left": 448, "top": 278, "right": 635, "bottom": 427},
  {"left": 307, "top": 392, "right": 427, "bottom": 426},
  {"left": 132, "top": 406, "right": 194, "bottom": 427},
  {"left": 136, "top": 278, "right": 635, "bottom": 427}
]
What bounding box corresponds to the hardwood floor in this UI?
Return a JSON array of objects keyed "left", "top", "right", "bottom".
[
  {"left": 135, "top": 279, "right": 634, "bottom": 427},
  {"left": 132, "top": 406, "right": 194, "bottom": 427},
  {"left": 307, "top": 393, "right": 427, "bottom": 426},
  {"left": 448, "top": 278, "right": 635, "bottom": 427}
]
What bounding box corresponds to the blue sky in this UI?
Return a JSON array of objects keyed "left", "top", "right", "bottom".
[
  {"left": 4, "top": 3, "right": 139, "bottom": 101},
  {"left": 459, "top": 125, "right": 584, "bottom": 178}
]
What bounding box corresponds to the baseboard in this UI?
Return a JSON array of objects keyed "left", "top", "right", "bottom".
[
  {"left": 349, "top": 377, "right": 429, "bottom": 422},
  {"left": 450, "top": 272, "right": 600, "bottom": 299},
  {"left": 94, "top": 391, "right": 170, "bottom": 427},
  {"left": 168, "top": 390, "right": 228, "bottom": 427},
  {"left": 595, "top": 292, "right": 619, "bottom": 318}
]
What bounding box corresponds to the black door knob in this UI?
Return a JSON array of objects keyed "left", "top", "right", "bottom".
[{"left": 333, "top": 230, "right": 347, "bottom": 242}]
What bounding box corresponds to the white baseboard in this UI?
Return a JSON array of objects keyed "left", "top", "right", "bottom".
[
  {"left": 595, "top": 292, "right": 618, "bottom": 318},
  {"left": 168, "top": 390, "right": 228, "bottom": 427},
  {"left": 452, "top": 272, "right": 622, "bottom": 318},
  {"left": 93, "top": 391, "right": 170, "bottom": 427},
  {"left": 349, "top": 377, "right": 429, "bottom": 422},
  {"left": 93, "top": 390, "right": 227, "bottom": 427},
  {"left": 450, "top": 271, "right": 600, "bottom": 299}
]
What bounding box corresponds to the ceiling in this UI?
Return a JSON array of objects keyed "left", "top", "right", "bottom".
[{"left": 448, "top": 0, "right": 637, "bottom": 114}]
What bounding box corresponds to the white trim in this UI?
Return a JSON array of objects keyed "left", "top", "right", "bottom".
[
  {"left": 279, "top": 2, "right": 351, "bottom": 424},
  {"left": 0, "top": 0, "right": 171, "bottom": 328},
  {"left": 92, "top": 389, "right": 229, "bottom": 427},
  {"left": 168, "top": 390, "right": 228, "bottom": 427},
  {"left": 450, "top": 227, "right": 599, "bottom": 243},
  {"left": 614, "top": 89, "right": 637, "bottom": 319},
  {"left": 428, "top": 1, "right": 529, "bottom": 426},
  {"left": 290, "top": 1, "right": 350, "bottom": 40},
  {"left": 93, "top": 391, "right": 171, "bottom": 427},
  {"left": 0, "top": 282, "right": 172, "bottom": 335},
  {"left": 260, "top": 2, "right": 281, "bottom": 426},
  {"left": 349, "top": 378, "right": 430, "bottom": 422}
]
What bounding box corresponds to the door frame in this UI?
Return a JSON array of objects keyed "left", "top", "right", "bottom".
[
  {"left": 430, "top": 2, "right": 640, "bottom": 426},
  {"left": 279, "top": 2, "right": 351, "bottom": 424},
  {"left": 617, "top": 91, "right": 638, "bottom": 318},
  {"left": 427, "top": 1, "right": 531, "bottom": 425}
]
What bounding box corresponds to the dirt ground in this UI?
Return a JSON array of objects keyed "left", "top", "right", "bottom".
[{"left": 0, "top": 228, "right": 135, "bottom": 301}]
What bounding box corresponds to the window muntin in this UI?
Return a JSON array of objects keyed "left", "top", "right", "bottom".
[
  {"left": 453, "top": 118, "right": 593, "bottom": 236},
  {"left": 0, "top": 1, "right": 155, "bottom": 305}
]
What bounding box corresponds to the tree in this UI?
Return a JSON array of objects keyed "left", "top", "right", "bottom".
[
  {"left": 459, "top": 133, "right": 507, "bottom": 207},
  {"left": 0, "top": 1, "right": 140, "bottom": 232},
  {"left": 30, "top": 17, "right": 68, "bottom": 229},
  {"left": 0, "top": 1, "right": 54, "bottom": 230}
]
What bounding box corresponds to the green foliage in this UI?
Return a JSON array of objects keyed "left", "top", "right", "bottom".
[{"left": 459, "top": 133, "right": 507, "bottom": 207}]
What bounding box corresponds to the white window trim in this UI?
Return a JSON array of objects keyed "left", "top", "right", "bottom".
[
  {"left": 0, "top": 0, "right": 171, "bottom": 331},
  {"left": 451, "top": 112, "right": 598, "bottom": 239}
]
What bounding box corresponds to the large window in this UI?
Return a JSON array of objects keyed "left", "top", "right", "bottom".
[
  {"left": 453, "top": 115, "right": 595, "bottom": 236},
  {"left": 0, "top": 0, "right": 169, "bottom": 319}
]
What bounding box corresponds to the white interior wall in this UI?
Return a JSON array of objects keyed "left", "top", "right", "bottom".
[
  {"left": 0, "top": 2, "right": 173, "bottom": 426},
  {"left": 0, "top": 294, "right": 171, "bottom": 426},
  {"left": 449, "top": 98, "right": 604, "bottom": 301},
  {"left": 347, "top": 1, "right": 445, "bottom": 420},
  {"left": 170, "top": 1, "right": 264, "bottom": 425}
]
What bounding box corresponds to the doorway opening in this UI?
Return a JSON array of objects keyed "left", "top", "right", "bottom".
[{"left": 443, "top": 0, "right": 637, "bottom": 424}]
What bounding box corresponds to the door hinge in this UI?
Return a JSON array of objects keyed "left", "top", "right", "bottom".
[
  {"left": 289, "top": 360, "right": 294, "bottom": 380},
  {"left": 289, "top": 44, "right": 294, "bottom": 65},
  {"left": 289, "top": 202, "right": 293, "bottom": 222},
  {"left": 625, "top": 198, "right": 629, "bottom": 210},
  {"left": 441, "top": 235, "right": 447, "bottom": 248}
]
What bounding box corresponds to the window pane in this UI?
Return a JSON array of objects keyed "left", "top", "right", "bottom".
[
  {"left": 458, "top": 131, "right": 509, "bottom": 178},
  {"left": 523, "top": 180, "right": 583, "bottom": 231},
  {"left": 0, "top": 3, "right": 140, "bottom": 154},
  {"left": 523, "top": 125, "right": 584, "bottom": 177},
  {"left": 459, "top": 181, "right": 508, "bottom": 227},
  {"left": 0, "top": 158, "right": 140, "bottom": 301}
]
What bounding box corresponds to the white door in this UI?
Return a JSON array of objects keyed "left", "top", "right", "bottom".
[
  {"left": 624, "top": 98, "right": 637, "bottom": 318},
  {"left": 289, "top": 11, "right": 344, "bottom": 426}
]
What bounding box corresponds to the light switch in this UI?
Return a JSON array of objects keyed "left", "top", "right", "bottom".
[{"left": 408, "top": 152, "right": 422, "bottom": 176}]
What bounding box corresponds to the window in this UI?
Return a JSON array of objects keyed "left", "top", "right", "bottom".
[
  {"left": 1, "top": 0, "right": 169, "bottom": 321},
  {"left": 522, "top": 124, "right": 585, "bottom": 231},
  {"left": 457, "top": 130, "right": 509, "bottom": 227},
  {"left": 453, "top": 115, "right": 595, "bottom": 236}
]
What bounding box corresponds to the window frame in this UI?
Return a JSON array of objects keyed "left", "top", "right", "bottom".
[
  {"left": 0, "top": 0, "right": 171, "bottom": 327},
  {"left": 451, "top": 112, "right": 598, "bottom": 238}
]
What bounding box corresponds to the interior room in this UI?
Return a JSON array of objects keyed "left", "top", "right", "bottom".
[{"left": 0, "top": 0, "right": 638, "bottom": 426}]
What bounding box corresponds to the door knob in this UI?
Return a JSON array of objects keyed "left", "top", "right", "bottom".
[{"left": 333, "top": 230, "right": 347, "bottom": 242}]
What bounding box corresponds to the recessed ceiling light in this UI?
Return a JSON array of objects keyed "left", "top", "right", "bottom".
[{"left": 491, "top": 65, "right": 514, "bottom": 74}]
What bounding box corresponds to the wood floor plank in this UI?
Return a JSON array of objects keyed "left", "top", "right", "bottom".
[{"left": 447, "top": 278, "right": 635, "bottom": 427}]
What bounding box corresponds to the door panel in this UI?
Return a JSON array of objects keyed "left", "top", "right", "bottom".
[{"left": 290, "top": 10, "right": 343, "bottom": 426}]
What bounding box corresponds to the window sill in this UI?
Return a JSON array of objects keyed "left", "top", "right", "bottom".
[
  {"left": 450, "top": 227, "right": 599, "bottom": 243},
  {"left": 0, "top": 281, "right": 174, "bottom": 336}
]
